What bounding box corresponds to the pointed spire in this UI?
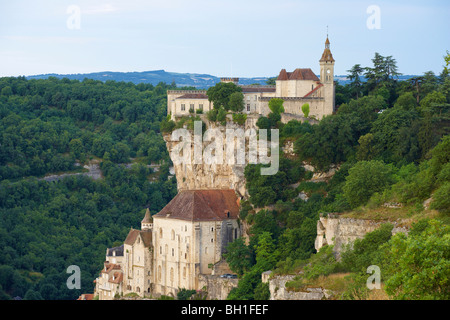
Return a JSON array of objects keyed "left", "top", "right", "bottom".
[
  {"left": 320, "top": 35, "right": 334, "bottom": 63},
  {"left": 141, "top": 207, "right": 152, "bottom": 223}
]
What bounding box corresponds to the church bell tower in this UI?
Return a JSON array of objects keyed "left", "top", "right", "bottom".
[{"left": 319, "top": 34, "right": 335, "bottom": 114}]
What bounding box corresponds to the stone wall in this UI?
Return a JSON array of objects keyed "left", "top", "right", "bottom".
[
  {"left": 198, "top": 275, "right": 238, "bottom": 300},
  {"left": 315, "top": 213, "right": 409, "bottom": 260}
]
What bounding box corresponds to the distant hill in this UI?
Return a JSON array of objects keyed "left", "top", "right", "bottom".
[{"left": 25, "top": 70, "right": 418, "bottom": 88}]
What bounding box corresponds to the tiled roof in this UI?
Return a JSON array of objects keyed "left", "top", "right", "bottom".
[
  {"left": 108, "top": 272, "right": 123, "bottom": 284},
  {"left": 124, "top": 229, "right": 152, "bottom": 247},
  {"left": 154, "top": 189, "right": 240, "bottom": 221},
  {"left": 303, "top": 83, "right": 324, "bottom": 98},
  {"left": 106, "top": 244, "right": 124, "bottom": 257},
  {"left": 241, "top": 86, "right": 276, "bottom": 93},
  {"left": 320, "top": 48, "right": 335, "bottom": 62},
  {"left": 102, "top": 262, "right": 121, "bottom": 274},
  {"left": 142, "top": 208, "right": 153, "bottom": 223},
  {"left": 176, "top": 93, "right": 208, "bottom": 99},
  {"left": 277, "top": 68, "right": 319, "bottom": 81}
]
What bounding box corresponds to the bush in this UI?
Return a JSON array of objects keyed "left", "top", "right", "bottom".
[
  {"left": 343, "top": 160, "right": 396, "bottom": 208},
  {"left": 232, "top": 113, "right": 247, "bottom": 125}
]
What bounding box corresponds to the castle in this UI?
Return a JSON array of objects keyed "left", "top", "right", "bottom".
[
  {"left": 93, "top": 36, "right": 336, "bottom": 300},
  {"left": 167, "top": 36, "right": 335, "bottom": 120}
]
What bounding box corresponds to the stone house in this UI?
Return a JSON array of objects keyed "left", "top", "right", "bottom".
[{"left": 167, "top": 36, "right": 335, "bottom": 121}]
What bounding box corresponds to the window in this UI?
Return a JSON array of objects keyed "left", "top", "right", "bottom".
[
  {"left": 190, "top": 104, "right": 194, "bottom": 109},
  {"left": 181, "top": 104, "right": 185, "bottom": 111},
  {"left": 171, "top": 230, "right": 175, "bottom": 240},
  {"left": 172, "top": 248, "right": 174, "bottom": 256},
  {"left": 247, "top": 104, "right": 250, "bottom": 111},
  {"left": 159, "top": 228, "right": 163, "bottom": 238},
  {"left": 199, "top": 104, "right": 203, "bottom": 110},
  {"left": 211, "top": 227, "right": 214, "bottom": 232},
  {"left": 211, "top": 238, "right": 214, "bottom": 243}
]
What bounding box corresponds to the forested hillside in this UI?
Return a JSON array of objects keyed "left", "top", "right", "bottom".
[
  {"left": 0, "top": 77, "right": 178, "bottom": 299},
  {"left": 225, "top": 53, "right": 450, "bottom": 300}
]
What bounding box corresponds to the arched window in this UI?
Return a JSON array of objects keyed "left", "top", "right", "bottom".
[
  {"left": 159, "top": 228, "right": 163, "bottom": 238},
  {"left": 171, "top": 230, "right": 175, "bottom": 240}
]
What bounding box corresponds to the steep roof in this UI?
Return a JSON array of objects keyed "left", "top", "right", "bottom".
[
  {"left": 141, "top": 208, "right": 152, "bottom": 223},
  {"left": 154, "top": 189, "right": 240, "bottom": 221},
  {"left": 108, "top": 272, "right": 123, "bottom": 284},
  {"left": 124, "top": 228, "right": 152, "bottom": 247},
  {"left": 277, "top": 68, "right": 319, "bottom": 81},
  {"left": 320, "top": 48, "right": 335, "bottom": 62}
]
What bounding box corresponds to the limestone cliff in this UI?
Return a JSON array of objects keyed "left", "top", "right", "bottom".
[{"left": 164, "top": 114, "right": 269, "bottom": 198}]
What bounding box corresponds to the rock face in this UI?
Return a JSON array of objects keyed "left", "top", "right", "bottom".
[
  {"left": 315, "top": 213, "right": 409, "bottom": 260},
  {"left": 164, "top": 115, "right": 274, "bottom": 198},
  {"left": 198, "top": 275, "right": 238, "bottom": 300}
]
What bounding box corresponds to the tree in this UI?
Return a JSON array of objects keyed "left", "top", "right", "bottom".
[
  {"left": 346, "top": 64, "right": 364, "bottom": 98},
  {"left": 228, "top": 92, "right": 244, "bottom": 112},
  {"left": 268, "top": 98, "right": 284, "bottom": 114},
  {"left": 206, "top": 82, "right": 242, "bottom": 110},
  {"left": 382, "top": 220, "right": 450, "bottom": 300},
  {"left": 394, "top": 92, "right": 416, "bottom": 111},
  {"left": 343, "top": 160, "right": 395, "bottom": 208},
  {"left": 301, "top": 103, "right": 310, "bottom": 118},
  {"left": 224, "top": 238, "right": 252, "bottom": 276}
]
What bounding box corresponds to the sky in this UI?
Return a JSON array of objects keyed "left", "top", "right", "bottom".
[{"left": 0, "top": 0, "right": 449, "bottom": 78}]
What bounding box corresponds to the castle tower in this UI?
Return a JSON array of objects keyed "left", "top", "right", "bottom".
[
  {"left": 319, "top": 35, "right": 335, "bottom": 114},
  {"left": 141, "top": 208, "right": 153, "bottom": 231}
]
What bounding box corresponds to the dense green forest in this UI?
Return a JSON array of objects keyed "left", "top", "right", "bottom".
[
  {"left": 0, "top": 78, "right": 178, "bottom": 299},
  {"left": 224, "top": 52, "right": 450, "bottom": 300}
]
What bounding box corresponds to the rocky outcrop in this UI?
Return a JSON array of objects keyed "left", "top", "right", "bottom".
[
  {"left": 262, "top": 271, "right": 332, "bottom": 300},
  {"left": 198, "top": 275, "right": 238, "bottom": 300},
  {"left": 164, "top": 115, "right": 276, "bottom": 198},
  {"left": 315, "top": 213, "right": 409, "bottom": 260}
]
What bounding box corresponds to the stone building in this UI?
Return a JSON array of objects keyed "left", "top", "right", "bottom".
[
  {"left": 167, "top": 36, "right": 335, "bottom": 121},
  {"left": 94, "top": 261, "right": 123, "bottom": 300},
  {"left": 151, "top": 189, "right": 240, "bottom": 297},
  {"left": 95, "top": 190, "right": 240, "bottom": 299}
]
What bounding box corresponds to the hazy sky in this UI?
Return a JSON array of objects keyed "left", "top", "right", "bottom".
[{"left": 0, "top": 0, "right": 449, "bottom": 78}]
